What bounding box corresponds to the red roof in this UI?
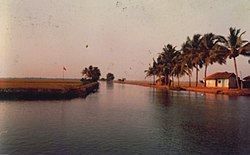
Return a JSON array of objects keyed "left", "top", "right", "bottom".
[
  {"left": 205, "top": 72, "right": 235, "bottom": 80},
  {"left": 243, "top": 76, "right": 250, "bottom": 81}
]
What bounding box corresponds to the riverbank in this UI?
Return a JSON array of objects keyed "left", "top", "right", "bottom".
[
  {"left": 0, "top": 79, "right": 99, "bottom": 100},
  {"left": 115, "top": 81, "right": 250, "bottom": 96},
  {"left": 185, "top": 87, "right": 250, "bottom": 96}
]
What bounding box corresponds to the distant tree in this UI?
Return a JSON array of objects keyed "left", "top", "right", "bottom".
[
  {"left": 106, "top": 73, "right": 115, "bottom": 81},
  {"left": 81, "top": 65, "right": 101, "bottom": 82}
]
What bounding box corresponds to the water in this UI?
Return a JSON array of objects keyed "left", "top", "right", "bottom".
[{"left": 0, "top": 82, "right": 250, "bottom": 154}]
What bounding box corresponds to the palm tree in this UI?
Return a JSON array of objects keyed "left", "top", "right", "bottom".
[
  {"left": 92, "top": 67, "right": 101, "bottom": 81},
  {"left": 170, "top": 50, "right": 181, "bottom": 86},
  {"left": 180, "top": 43, "right": 193, "bottom": 87},
  {"left": 81, "top": 67, "right": 90, "bottom": 79},
  {"left": 227, "top": 27, "right": 250, "bottom": 88},
  {"left": 218, "top": 27, "right": 250, "bottom": 89},
  {"left": 171, "top": 51, "right": 188, "bottom": 86},
  {"left": 182, "top": 34, "right": 203, "bottom": 87},
  {"left": 200, "top": 33, "right": 227, "bottom": 87},
  {"left": 155, "top": 61, "right": 167, "bottom": 85},
  {"left": 157, "top": 44, "right": 178, "bottom": 87},
  {"left": 145, "top": 58, "right": 158, "bottom": 85}
]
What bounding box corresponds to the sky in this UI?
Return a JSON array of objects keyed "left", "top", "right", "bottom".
[{"left": 0, "top": 0, "right": 250, "bottom": 81}]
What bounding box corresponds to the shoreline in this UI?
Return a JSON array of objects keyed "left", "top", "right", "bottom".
[
  {"left": 0, "top": 79, "right": 99, "bottom": 100},
  {"left": 115, "top": 81, "right": 250, "bottom": 96}
]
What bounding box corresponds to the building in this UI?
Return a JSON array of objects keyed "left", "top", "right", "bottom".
[
  {"left": 156, "top": 77, "right": 171, "bottom": 85},
  {"left": 243, "top": 76, "right": 250, "bottom": 88},
  {"left": 156, "top": 77, "right": 165, "bottom": 85},
  {"left": 205, "top": 72, "right": 239, "bottom": 88}
]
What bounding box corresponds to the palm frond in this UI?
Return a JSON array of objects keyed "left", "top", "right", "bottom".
[{"left": 239, "top": 42, "right": 250, "bottom": 56}]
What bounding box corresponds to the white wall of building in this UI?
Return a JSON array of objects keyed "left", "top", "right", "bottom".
[
  {"left": 206, "top": 80, "right": 216, "bottom": 87},
  {"left": 217, "top": 79, "right": 229, "bottom": 88}
]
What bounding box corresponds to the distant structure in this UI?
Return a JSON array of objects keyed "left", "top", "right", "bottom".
[
  {"left": 155, "top": 77, "right": 171, "bottom": 86},
  {"left": 242, "top": 76, "right": 250, "bottom": 88},
  {"left": 118, "top": 78, "right": 126, "bottom": 82},
  {"left": 205, "top": 72, "right": 240, "bottom": 89}
]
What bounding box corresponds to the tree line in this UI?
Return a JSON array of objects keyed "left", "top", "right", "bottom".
[
  {"left": 81, "top": 65, "right": 115, "bottom": 82},
  {"left": 145, "top": 27, "right": 250, "bottom": 89},
  {"left": 81, "top": 65, "right": 101, "bottom": 82}
]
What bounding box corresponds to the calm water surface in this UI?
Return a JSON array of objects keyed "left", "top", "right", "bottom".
[{"left": 0, "top": 82, "right": 250, "bottom": 154}]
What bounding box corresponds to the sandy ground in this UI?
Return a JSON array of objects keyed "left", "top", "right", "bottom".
[
  {"left": 0, "top": 79, "right": 83, "bottom": 89},
  {"left": 115, "top": 81, "right": 203, "bottom": 89},
  {"left": 0, "top": 79, "right": 249, "bottom": 96},
  {"left": 0, "top": 79, "right": 99, "bottom": 100},
  {"left": 115, "top": 80, "right": 250, "bottom": 96}
]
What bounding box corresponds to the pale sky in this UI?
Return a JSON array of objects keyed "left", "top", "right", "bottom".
[{"left": 0, "top": 0, "right": 250, "bottom": 80}]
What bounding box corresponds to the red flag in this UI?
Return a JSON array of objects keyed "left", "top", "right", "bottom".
[{"left": 63, "top": 66, "right": 66, "bottom": 71}]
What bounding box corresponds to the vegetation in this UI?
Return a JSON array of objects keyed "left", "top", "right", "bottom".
[
  {"left": 144, "top": 58, "right": 158, "bottom": 85},
  {"left": 219, "top": 28, "right": 250, "bottom": 88},
  {"left": 146, "top": 27, "right": 250, "bottom": 89},
  {"left": 106, "top": 73, "right": 115, "bottom": 81},
  {"left": 0, "top": 79, "right": 83, "bottom": 89},
  {"left": 99, "top": 78, "right": 106, "bottom": 81},
  {"left": 118, "top": 78, "right": 126, "bottom": 82},
  {"left": 0, "top": 79, "right": 99, "bottom": 100},
  {"left": 81, "top": 65, "right": 101, "bottom": 82},
  {"left": 200, "top": 33, "right": 227, "bottom": 87}
]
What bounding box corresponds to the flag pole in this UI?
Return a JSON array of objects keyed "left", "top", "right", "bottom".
[
  {"left": 63, "top": 66, "right": 66, "bottom": 80},
  {"left": 63, "top": 69, "right": 64, "bottom": 80}
]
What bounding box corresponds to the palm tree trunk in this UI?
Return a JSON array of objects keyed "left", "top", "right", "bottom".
[
  {"left": 196, "top": 67, "right": 198, "bottom": 87},
  {"left": 168, "top": 75, "right": 171, "bottom": 87},
  {"left": 153, "top": 75, "right": 155, "bottom": 85},
  {"left": 204, "top": 64, "right": 207, "bottom": 87},
  {"left": 188, "top": 69, "right": 191, "bottom": 87},
  {"left": 177, "top": 74, "right": 180, "bottom": 86},
  {"left": 233, "top": 57, "right": 240, "bottom": 89},
  {"left": 172, "top": 75, "right": 174, "bottom": 86},
  {"left": 165, "top": 75, "right": 167, "bottom": 86}
]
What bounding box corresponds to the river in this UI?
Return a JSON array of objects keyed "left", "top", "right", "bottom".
[{"left": 0, "top": 82, "right": 250, "bottom": 154}]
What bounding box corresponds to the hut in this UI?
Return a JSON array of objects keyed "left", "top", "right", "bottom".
[
  {"left": 243, "top": 76, "right": 250, "bottom": 88},
  {"left": 156, "top": 77, "right": 165, "bottom": 85},
  {"left": 156, "top": 77, "right": 171, "bottom": 86},
  {"left": 205, "top": 72, "right": 239, "bottom": 89}
]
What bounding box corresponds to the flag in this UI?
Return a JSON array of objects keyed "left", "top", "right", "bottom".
[{"left": 63, "top": 66, "right": 66, "bottom": 71}]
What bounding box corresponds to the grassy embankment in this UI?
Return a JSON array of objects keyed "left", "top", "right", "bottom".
[
  {"left": 115, "top": 81, "right": 250, "bottom": 96},
  {"left": 0, "top": 79, "right": 99, "bottom": 100}
]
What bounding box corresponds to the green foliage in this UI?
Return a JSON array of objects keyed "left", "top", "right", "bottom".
[
  {"left": 106, "top": 73, "right": 115, "bottom": 81},
  {"left": 81, "top": 65, "right": 101, "bottom": 82},
  {"left": 145, "top": 27, "right": 250, "bottom": 88}
]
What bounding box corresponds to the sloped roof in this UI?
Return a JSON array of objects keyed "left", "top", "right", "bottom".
[
  {"left": 205, "top": 72, "right": 235, "bottom": 80},
  {"left": 243, "top": 76, "right": 250, "bottom": 81}
]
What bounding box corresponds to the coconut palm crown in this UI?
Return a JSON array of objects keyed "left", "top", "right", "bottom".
[
  {"left": 200, "top": 33, "right": 227, "bottom": 87},
  {"left": 219, "top": 27, "right": 250, "bottom": 88}
]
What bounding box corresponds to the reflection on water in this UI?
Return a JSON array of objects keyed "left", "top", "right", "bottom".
[
  {"left": 0, "top": 82, "right": 250, "bottom": 154},
  {"left": 106, "top": 82, "right": 114, "bottom": 90}
]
